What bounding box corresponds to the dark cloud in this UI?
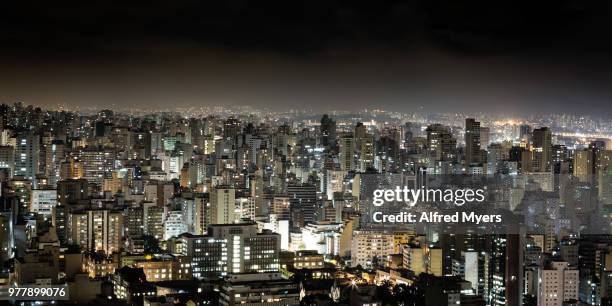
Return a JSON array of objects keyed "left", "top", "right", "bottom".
[
  {"left": 1, "top": 1, "right": 612, "bottom": 116},
  {"left": 2, "top": 0, "right": 611, "bottom": 57}
]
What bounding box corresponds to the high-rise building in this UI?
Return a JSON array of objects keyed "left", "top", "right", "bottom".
[
  {"left": 293, "top": 250, "right": 324, "bottom": 269},
  {"left": 271, "top": 196, "right": 291, "bottom": 220},
  {"left": 57, "top": 178, "right": 88, "bottom": 205},
  {"left": 143, "top": 202, "right": 164, "bottom": 239},
  {"left": 0, "top": 145, "right": 14, "bottom": 177},
  {"left": 487, "top": 143, "right": 503, "bottom": 174},
  {"left": 14, "top": 132, "right": 39, "bottom": 179},
  {"left": 403, "top": 243, "right": 426, "bottom": 275},
  {"left": 103, "top": 171, "right": 123, "bottom": 194},
  {"left": 598, "top": 150, "right": 612, "bottom": 205},
  {"left": 79, "top": 148, "right": 114, "bottom": 190},
  {"left": 339, "top": 136, "right": 356, "bottom": 171},
  {"left": 356, "top": 136, "right": 374, "bottom": 172},
  {"left": 44, "top": 140, "right": 64, "bottom": 186},
  {"left": 164, "top": 210, "right": 187, "bottom": 240},
  {"left": 427, "top": 247, "right": 443, "bottom": 277},
  {"left": 193, "top": 194, "right": 210, "bottom": 235},
  {"left": 124, "top": 207, "right": 144, "bottom": 237},
  {"left": 0, "top": 211, "right": 14, "bottom": 263},
  {"left": 354, "top": 122, "right": 367, "bottom": 138},
  {"left": 426, "top": 124, "right": 457, "bottom": 162},
  {"left": 287, "top": 183, "right": 318, "bottom": 228},
  {"left": 30, "top": 188, "right": 57, "bottom": 218},
  {"left": 299, "top": 221, "right": 345, "bottom": 255},
  {"left": 223, "top": 118, "right": 241, "bottom": 140},
  {"left": 60, "top": 158, "right": 83, "bottom": 180},
  {"left": 452, "top": 251, "right": 487, "bottom": 295},
  {"left": 180, "top": 222, "right": 280, "bottom": 278},
  {"left": 489, "top": 233, "right": 523, "bottom": 306},
  {"left": 235, "top": 196, "right": 255, "bottom": 221},
  {"left": 479, "top": 126, "right": 490, "bottom": 150},
  {"left": 574, "top": 148, "right": 594, "bottom": 183},
  {"left": 552, "top": 144, "right": 570, "bottom": 175},
  {"left": 532, "top": 127, "right": 552, "bottom": 172},
  {"left": 210, "top": 187, "right": 236, "bottom": 224},
  {"left": 538, "top": 261, "right": 579, "bottom": 306},
  {"left": 249, "top": 174, "right": 265, "bottom": 217},
  {"left": 351, "top": 230, "right": 394, "bottom": 267},
  {"left": 520, "top": 124, "right": 532, "bottom": 142},
  {"left": 325, "top": 170, "right": 347, "bottom": 200},
  {"left": 67, "top": 209, "right": 123, "bottom": 254},
  {"left": 144, "top": 181, "right": 175, "bottom": 206},
  {"left": 465, "top": 119, "right": 481, "bottom": 166},
  {"left": 320, "top": 114, "right": 336, "bottom": 148},
  {"left": 401, "top": 122, "right": 412, "bottom": 147}
]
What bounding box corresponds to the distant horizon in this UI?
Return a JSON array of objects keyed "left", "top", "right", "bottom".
[
  {"left": 1, "top": 101, "right": 610, "bottom": 121},
  {"left": 3, "top": 2, "right": 612, "bottom": 117},
  {"left": 4, "top": 1, "right": 612, "bottom": 118}
]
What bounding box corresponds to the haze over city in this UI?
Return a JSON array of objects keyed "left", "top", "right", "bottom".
[{"left": 2, "top": 1, "right": 612, "bottom": 116}]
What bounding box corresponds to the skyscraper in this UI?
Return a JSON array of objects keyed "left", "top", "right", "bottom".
[
  {"left": 479, "top": 126, "right": 490, "bottom": 150},
  {"left": 520, "top": 124, "right": 532, "bottom": 142},
  {"left": 79, "top": 148, "right": 114, "bottom": 190},
  {"left": 223, "top": 118, "right": 241, "bottom": 140},
  {"left": 532, "top": 127, "right": 552, "bottom": 172},
  {"left": 45, "top": 140, "right": 65, "bottom": 186},
  {"left": 57, "top": 178, "right": 88, "bottom": 206},
  {"left": 465, "top": 118, "right": 481, "bottom": 166},
  {"left": 14, "top": 132, "right": 39, "bottom": 179},
  {"left": 574, "top": 148, "right": 594, "bottom": 183},
  {"left": 67, "top": 209, "right": 123, "bottom": 254},
  {"left": 489, "top": 232, "right": 523, "bottom": 306},
  {"left": 0, "top": 211, "right": 14, "bottom": 263},
  {"left": 598, "top": 150, "right": 612, "bottom": 205},
  {"left": 355, "top": 131, "right": 374, "bottom": 172},
  {"left": 210, "top": 187, "right": 236, "bottom": 224},
  {"left": 287, "top": 183, "right": 318, "bottom": 228},
  {"left": 426, "top": 124, "right": 457, "bottom": 162},
  {"left": 354, "top": 122, "right": 367, "bottom": 138},
  {"left": 538, "top": 261, "right": 579, "bottom": 306},
  {"left": 339, "top": 135, "right": 356, "bottom": 171},
  {"left": 320, "top": 114, "right": 336, "bottom": 148}
]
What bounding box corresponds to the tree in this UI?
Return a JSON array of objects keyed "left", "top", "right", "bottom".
[
  {"left": 393, "top": 284, "right": 419, "bottom": 306},
  {"left": 142, "top": 235, "right": 162, "bottom": 254},
  {"left": 376, "top": 280, "right": 395, "bottom": 306}
]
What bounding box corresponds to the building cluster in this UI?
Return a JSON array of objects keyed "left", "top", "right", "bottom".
[{"left": 0, "top": 102, "right": 611, "bottom": 305}]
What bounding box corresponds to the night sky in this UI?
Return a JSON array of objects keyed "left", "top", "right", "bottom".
[{"left": 1, "top": 0, "right": 612, "bottom": 116}]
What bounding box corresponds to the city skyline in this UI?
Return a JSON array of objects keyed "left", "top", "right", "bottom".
[
  {"left": 0, "top": 103, "right": 610, "bottom": 305},
  {"left": 2, "top": 2, "right": 612, "bottom": 306}
]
